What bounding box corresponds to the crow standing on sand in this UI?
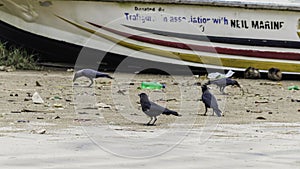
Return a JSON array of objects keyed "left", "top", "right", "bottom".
[
  {"left": 201, "top": 85, "right": 222, "bottom": 117},
  {"left": 138, "top": 93, "right": 180, "bottom": 126},
  {"left": 207, "top": 78, "right": 241, "bottom": 94},
  {"left": 73, "top": 69, "right": 114, "bottom": 87}
]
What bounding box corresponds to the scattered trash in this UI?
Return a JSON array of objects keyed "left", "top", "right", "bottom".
[
  {"left": 67, "top": 68, "right": 74, "bottom": 72},
  {"left": 194, "top": 82, "right": 201, "bottom": 86},
  {"left": 172, "top": 82, "right": 179, "bottom": 86},
  {"left": 255, "top": 101, "right": 269, "bottom": 104},
  {"left": 24, "top": 97, "right": 31, "bottom": 101},
  {"left": 141, "top": 82, "right": 165, "bottom": 89},
  {"left": 291, "top": 99, "right": 300, "bottom": 102},
  {"left": 36, "top": 81, "right": 42, "bottom": 87},
  {"left": 31, "top": 129, "right": 46, "bottom": 134},
  {"left": 17, "top": 120, "right": 30, "bottom": 123},
  {"left": 50, "top": 96, "right": 62, "bottom": 100},
  {"left": 9, "top": 93, "right": 18, "bottom": 97},
  {"left": 166, "top": 98, "right": 177, "bottom": 102},
  {"left": 74, "top": 119, "right": 92, "bottom": 122},
  {"left": 259, "top": 82, "right": 282, "bottom": 86},
  {"left": 117, "top": 89, "right": 126, "bottom": 95},
  {"left": 96, "top": 103, "right": 112, "bottom": 109},
  {"left": 288, "top": 85, "right": 299, "bottom": 90},
  {"left": 244, "top": 67, "right": 261, "bottom": 79},
  {"left": 32, "top": 92, "right": 44, "bottom": 104},
  {"left": 11, "top": 111, "right": 21, "bottom": 114},
  {"left": 21, "top": 109, "right": 55, "bottom": 113},
  {"left": 0, "top": 66, "right": 16, "bottom": 72},
  {"left": 65, "top": 98, "right": 72, "bottom": 102},
  {"left": 256, "top": 116, "right": 266, "bottom": 120},
  {"left": 268, "top": 67, "right": 282, "bottom": 81},
  {"left": 52, "top": 116, "right": 61, "bottom": 119},
  {"left": 7, "top": 99, "right": 16, "bottom": 102},
  {"left": 78, "top": 112, "right": 88, "bottom": 114},
  {"left": 207, "top": 70, "right": 235, "bottom": 80},
  {"left": 53, "top": 104, "right": 64, "bottom": 108}
]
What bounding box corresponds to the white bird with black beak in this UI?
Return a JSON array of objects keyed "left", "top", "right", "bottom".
[
  {"left": 73, "top": 69, "right": 114, "bottom": 87},
  {"left": 138, "top": 93, "right": 181, "bottom": 126}
]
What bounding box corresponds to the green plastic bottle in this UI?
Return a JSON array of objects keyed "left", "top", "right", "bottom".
[
  {"left": 288, "top": 85, "right": 299, "bottom": 90},
  {"left": 141, "top": 82, "right": 165, "bottom": 89}
]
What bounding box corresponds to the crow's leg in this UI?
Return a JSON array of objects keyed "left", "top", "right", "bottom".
[
  {"left": 146, "top": 117, "right": 153, "bottom": 125},
  {"left": 203, "top": 106, "right": 208, "bottom": 116},
  {"left": 219, "top": 86, "right": 222, "bottom": 93},
  {"left": 220, "top": 86, "right": 226, "bottom": 94},
  {"left": 88, "top": 78, "right": 94, "bottom": 87},
  {"left": 151, "top": 116, "right": 157, "bottom": 125}
]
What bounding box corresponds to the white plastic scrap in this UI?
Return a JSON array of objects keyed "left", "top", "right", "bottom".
[
  {"left": 208, "top": 70, "right": 235, "bottom": 80},
  {"left": 32, "top": 92, "right": 44, "bottom": 104}
]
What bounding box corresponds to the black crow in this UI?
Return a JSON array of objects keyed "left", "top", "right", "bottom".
[
  {"left": 201, "top": 85, "right": 222, "bottom": 117},
  {"left": 73, "top": 69, "right": 113, "bottom": 87},
  {"left": 138, "top": 93, "right": 180, "bottom": 125},
  {"left": 207, "top": 78, "right": 241, "bottom": 94}
]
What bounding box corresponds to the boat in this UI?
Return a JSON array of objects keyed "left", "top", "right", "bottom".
[{"left": 1, "top": 0, "right": 300, "bottom": 74}]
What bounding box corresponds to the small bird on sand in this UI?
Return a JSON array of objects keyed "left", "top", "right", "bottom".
[
  {"left": 268, "top": 67, "right": 282, "bottom": 81},
  {"left": 207, "top": 78, "right": 241, "bottom": 94},
  {"left": 201, "top": 85, "right": 222, "bottom": 117},
  {"left": 73, "top": 69, "right": 114, "bottom": 87},
  {"left": 138, "top": 93, "right": 180, "bottom": 126}
]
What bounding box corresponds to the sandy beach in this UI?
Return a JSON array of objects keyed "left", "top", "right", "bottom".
[{"left": 0, "top": 70, "right": 300, "bottom": 168}]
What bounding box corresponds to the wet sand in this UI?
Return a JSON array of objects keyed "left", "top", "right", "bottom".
[{"left": 0, "top": 70, "right": 300, "bottom": 168}]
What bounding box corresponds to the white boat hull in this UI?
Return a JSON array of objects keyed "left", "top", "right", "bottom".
[{"left": 1, "top": 0, "right": 300, "bottom": 73}]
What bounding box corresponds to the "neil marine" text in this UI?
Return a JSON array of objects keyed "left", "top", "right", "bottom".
[{"left": 231, "top": 20, "right": 284, "bottom": 30}]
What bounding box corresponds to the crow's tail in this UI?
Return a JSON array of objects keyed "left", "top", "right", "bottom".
[
  {"left": 105, "top": 74, "right": 114, "bottom": 79},
  {"left": 162, "top": 109, "right": 180, "bottom": 116},
  {"left": 214, "top": 108, "right": 222, "bottom": 117},
  {"left": 96, "top": 73, "right": 114, "bottom": 79}
]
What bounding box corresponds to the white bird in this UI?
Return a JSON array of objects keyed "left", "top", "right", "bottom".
[
  {"left": 138, "top": 93, "right": 180, "bottom": 126},
  {"left": 73, "top": 69, "right": 113, "bottom": 87}
]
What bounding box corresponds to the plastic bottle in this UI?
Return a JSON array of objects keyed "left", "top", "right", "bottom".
[
  {"left": 288, "top": 85, "right": 299, "bottom": 90},
  {"left": 141, "top": 82, "right": 165, "bottom": 89}
]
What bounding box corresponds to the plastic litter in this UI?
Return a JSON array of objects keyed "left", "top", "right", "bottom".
[
  {"left": 207, "top": 70, "right": 235, "bottom": 80},
  {"left": 32, "top": 92, "right": 44, "bottom": 104},
  {"left": 288, "top": 85, "right": 299, "bottom": 90},
  {"left": 141, "top": 82, "right": 165, "bottom": 89}
]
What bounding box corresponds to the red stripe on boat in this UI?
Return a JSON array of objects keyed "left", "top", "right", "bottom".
[{"left": 86, "top": 21, "right": 300, "bottom": 61}]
